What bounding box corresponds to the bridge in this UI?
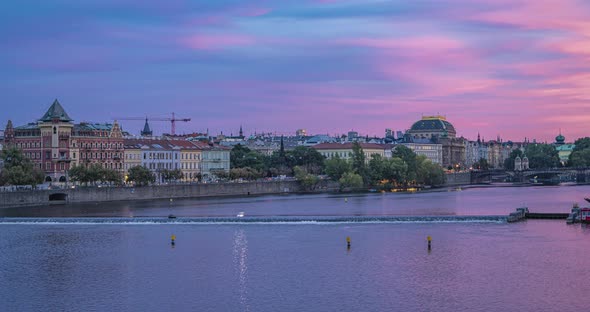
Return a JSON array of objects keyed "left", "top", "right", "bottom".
[{"left": 471, "top": 168, "right": 590, "bottom": 184}]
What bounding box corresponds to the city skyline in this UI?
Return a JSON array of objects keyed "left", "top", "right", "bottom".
[{"left": 2, "top": 1, "right": 590, "bottom": 141}]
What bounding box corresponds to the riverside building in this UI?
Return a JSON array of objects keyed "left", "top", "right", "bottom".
[{"left": 3, "top": 100, "right": 124, "bottom": 183}]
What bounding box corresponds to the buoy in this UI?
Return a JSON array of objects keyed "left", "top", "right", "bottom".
[
  {"left": 346, "top": 236, "right": 351, "bottom": 249},
  {"left": 171, "top": 234, "right": 176, "bottom": 246},
  {"left": 345, "top": 198, "right": 348, "bottom": 203},
  {"left": 170, "top": 198, "right": 173, "bottom": 202},
  {"left": 427, "top": 235, "right": 432, "bottom": 251}
]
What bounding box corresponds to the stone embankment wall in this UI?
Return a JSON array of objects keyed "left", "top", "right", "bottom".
[
  {"left": 0, "top": 181, "right": 304, "bottom": 209},
  {"left": 445, "top": 172, "right": 471, "bottom": 186}
]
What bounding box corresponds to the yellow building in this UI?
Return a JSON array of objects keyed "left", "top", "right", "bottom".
[
  {"left": 313, "top": 143, "right": 386, "bottom": 162},
  {"left": 170, "top": 140, "right": 202, "bottom": 182},
  {"left": 123, "top": 141, "right": 142, "bottom": 179}
]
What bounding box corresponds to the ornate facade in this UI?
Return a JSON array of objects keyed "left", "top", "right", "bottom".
[{"left": 3, "top": 99, "right": 123, "bottom": 182}]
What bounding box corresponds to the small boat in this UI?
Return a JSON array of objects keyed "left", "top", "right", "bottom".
[
  {"left": 168, "top": 214, "right": 177, "bottom": 219},
  {"left": 237, "top": 212, "right": 245, "bottom": 218},
  {"left": 581, "top": 208, "right": 590, "bottom": 223}
]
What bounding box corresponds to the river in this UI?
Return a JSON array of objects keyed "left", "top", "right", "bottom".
[{"left": 1, "top": 185, "right": 589, "bottom": 311}]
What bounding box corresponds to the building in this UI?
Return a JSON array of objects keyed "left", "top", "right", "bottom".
[
  {"left": 407, "top": 116, "right": 456, "bottom": 140},
  {"left": 296, "top": 129, "right": 307, "bottom": 137},
  {"left": 4, "top": 100, "right": 123, "bottom": 183},
  {"left": 172, "top": 139, "right": 202, "bottom": 182},
  {"left": 122, "top": 138, "right": 181, "bottom": 183},
  {"left": 313, "top": 143, "right": 386, "bottom": 162},
  {"left": 401, "top": 142, "right": 443, "bottom": 165},
  {"left": 554, "top": 132, "right": 575, "bottom": 165},
  {"left": 200, "top": 144, "right": 231, "bottom": 180}
]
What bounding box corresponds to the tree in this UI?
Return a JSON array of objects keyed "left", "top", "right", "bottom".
[
  {"left": 286, "top": 146, "right": 325, "bottom": 174},
  {"left": 382, "top": 157, "right": 408, "bottom": 186},
  {"left": 392, "top": 145, "right": 417, "bottom": 182},
  {"left": 351, "top": 142, "right": 367, "bottom": 182},
  {"left": 325, "top": 156, "right": 351, "bottom": 181},
  {"left": 127, "top": 165, "right": 155, "bottom": 186},
  {"left": 339, "top": 172, "right": 364, "bottom": 189},
  {"left": 160, "top": 169, "right": 183, "bottom": 183},
  {"left": 568, "top": 137, "right": 590, "bottom": 167},
  {"left": 230, "top": 167, "right": 262, "bottom": 180},
  {"left": 294, "top": 166, "right": 319, "bottom": 191},
  {"left": 0, "top": 147, "right": 44, "bottom": 186},
  {"left": 69, "top": 165, "right": 89, "bottom": 185},
  {"left": 420, "top": 160, "right": 446, "bottom": 186},
  {"left": 230, "top": 144, "right": 266, "bottom": 171},
  {"left": 525, "top": 144, "right": 560, "bottom": 169},
  {"left": 211, "top": 169, "right": 229, "bottom": 181}
]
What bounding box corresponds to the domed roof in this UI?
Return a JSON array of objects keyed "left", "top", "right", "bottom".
[
  {"left": 410, "top": 116, "right": 456, "bottom": 134},
  {"left": 555, "top": 133, "right": 565, "bottom": 144}
]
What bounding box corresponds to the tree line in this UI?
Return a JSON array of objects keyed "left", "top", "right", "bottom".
[{"left": 229, "top": 143, "right": 446, "bottom": 190}]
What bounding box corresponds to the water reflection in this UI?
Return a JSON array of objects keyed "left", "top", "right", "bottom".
[{"left": 233, "top": 229, "right": 249, "bottom": 311}]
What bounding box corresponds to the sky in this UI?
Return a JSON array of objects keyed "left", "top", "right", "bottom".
[{"left": 1, "top": 0, "right": 590, "bottom": 142}]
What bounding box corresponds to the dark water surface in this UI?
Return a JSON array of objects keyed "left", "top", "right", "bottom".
[{"left": 1, "top": 186, "right": 590, "bottom": 311}]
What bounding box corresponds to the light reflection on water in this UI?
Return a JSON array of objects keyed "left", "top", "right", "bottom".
[{"left": 233, "top": 229, "right": 249, "bottom": 312}]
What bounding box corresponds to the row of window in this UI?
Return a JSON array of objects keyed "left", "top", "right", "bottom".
[
  {"left": 75, "top": 142, "right": 123, "bottom": 150},
  {"left": 145, "top": 163, "right": 179, "bottom": 170},
  {"left": 181, "top": 153, "right": 201, "bottom": 160},
  {"left": 81, "top": 152, "right": 122, "bottom": 160},
  {"left": 145, "top": 152, "right": 178, "bottom": 160}
]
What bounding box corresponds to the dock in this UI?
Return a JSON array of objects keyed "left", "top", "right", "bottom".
[
  {"left": 507, "top": 205, "right": 584, "bottom": 224},
  {"left": 525, "top": 213, "right": 568, "bottom": 219}
]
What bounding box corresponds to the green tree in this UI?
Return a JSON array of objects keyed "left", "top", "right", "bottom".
[
  {"left": 392, "top": 145, "right": 417, "bottom": 182},
  {"left": 568, "top": 137, "right": 590, "bottom": 167},
  {"left": 0, "top": 147, "right": 44, "bottom": 186},
  {"left": 69, "top": 165, "right": 89, "bottom": 185},
  {"left": 230, "top": 145, "right": 266, "bottom": 171},
  {"left": 569, "top": 149, "right": 590, "bottom": 167},
  {"left": 287, "top": 147, "right": 326, "bottom": 174},
  {"left": 128, "top": 165, "right": 155, "bottom": 186},
  {"left": 382, "top": 157, "right": 408, "bottom": 186},
  {"left": 525, "top": 144, "right": 560, "bottom": 169},
  {"left": 325, "top": 156, "right": 351, "bottom": 181},
  {"left": 294, "top": 166, "right": 319, "bottom": 191},
  {"left": 339, "top": 172, "right": 364, "bottom": 189},
  {"left": 420, "top": 160, "right": 446, "bottom": 186},
  {"left": 350, "top": 142, "right": 368, "bottom": 182},
  {"left": 104, "top": 168, "right": 123, "bottom": 185}
]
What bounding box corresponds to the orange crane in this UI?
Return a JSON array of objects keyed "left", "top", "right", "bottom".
[{"left": 114, "top": 113, "right": 191, "bottom": 135}]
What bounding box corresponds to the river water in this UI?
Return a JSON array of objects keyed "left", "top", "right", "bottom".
[{"left": 1, "top": 185, "right": 590, "bottom": 311}]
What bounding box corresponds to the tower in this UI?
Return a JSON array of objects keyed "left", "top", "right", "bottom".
[
  {"left": 4, "top": 120, "right": 14, "bottom": 145},
  {"left": 141, "top": 118, "right": 153, "bottom": 137}
]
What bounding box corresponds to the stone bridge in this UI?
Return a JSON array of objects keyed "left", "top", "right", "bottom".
[{"left": 471, "top": 168, "right": 590, "bottom": 184}]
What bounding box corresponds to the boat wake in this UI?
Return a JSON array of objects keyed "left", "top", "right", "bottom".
[{"left": 0, "top": 215, "right": 507, "bottom": 225}]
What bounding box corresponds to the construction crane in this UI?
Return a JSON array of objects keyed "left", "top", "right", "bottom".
[{"left": 114, "top": 113, "right": 191, "bottom": 135}]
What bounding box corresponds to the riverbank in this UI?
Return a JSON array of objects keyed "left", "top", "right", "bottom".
[{"left": 0, "top": 180, "right": 339, "bottom": 209}]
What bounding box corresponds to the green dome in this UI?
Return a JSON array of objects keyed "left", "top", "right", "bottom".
[{"left": 555, "top": 134, "right": 565, "bottom": 144}]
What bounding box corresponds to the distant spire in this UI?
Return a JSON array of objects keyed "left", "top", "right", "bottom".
[
  {"left": 239, "top": 125, "right": 243, "bottom": 137},
  {"left": 141, "top": 118, "right": 152, "bottom": 136},
  {"left": 477, "top": 132, "right": 481, "bottom": 144}
]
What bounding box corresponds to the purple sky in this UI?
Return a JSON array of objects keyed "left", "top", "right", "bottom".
[{"left": 1, "top": 0, "right": 589, "bottom": 142}]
